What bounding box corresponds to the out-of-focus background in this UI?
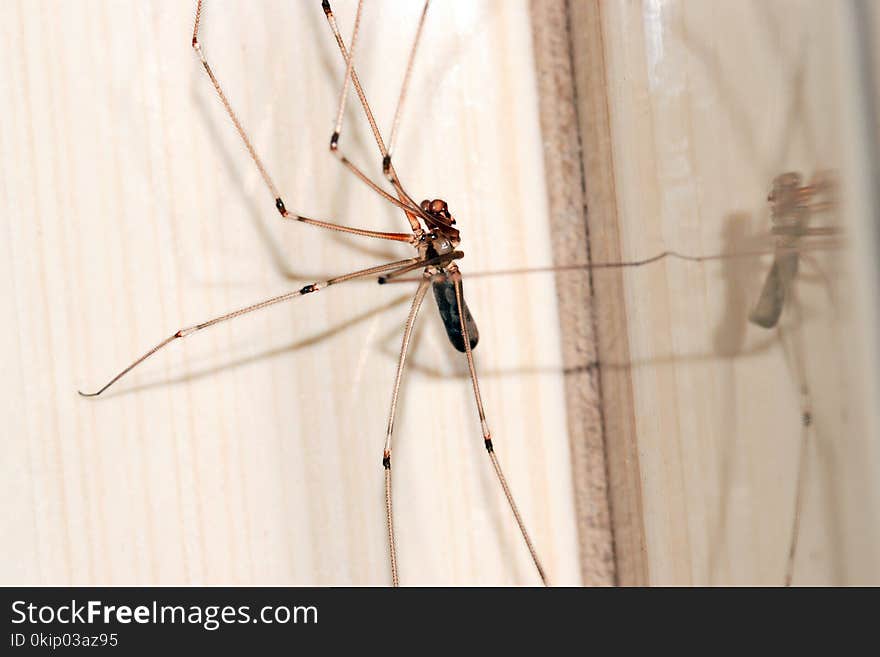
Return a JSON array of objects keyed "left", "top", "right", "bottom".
[
  {"left": 2, "top": 0, "right": 879, "bottom": 586},
  {"left": 568, "top": 0, "right": 880, "bottom": 585}
]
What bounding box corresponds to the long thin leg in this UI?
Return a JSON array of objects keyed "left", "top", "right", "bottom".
[
  {"left": 191, "top": 0, "right": 279, "bottom": 202},
  {"left": 380, "top": 0, "right": 432, "bottom": 224},
  {"left": 378, "top": 251, "right": 463, "bottom": 284},
  {"left": 296, "top": 213, "right": 414, "bottom": 244},
  {"left": 321, "top": 0, "right": 424, "bottom": 220},
  {"left": 784, "top": 411, "right": 810, "bottom": 587},
  {"left": 191, "top": 0, "right": 413, "bottom": 242},
  {"left": 382, "top": 277, "right": 432, "bottom": 587},
  {"left": 321, "top": 1, "right": 430, "bottom": 231},
  {"left": 322, "top": 0, "right": 428, "bottom": 227},
  {"left": 387, "top": 1, "right": 431, "bottom": 159},
  {"left": 450, "top": 269, "right": 549, "bottom": 586},
  {"left": 78, "top": 257, "right": 420, "bottom": 398},
  {"left": 777, "top": 237, "right": 841, "bottom": 586},
  {"left": 776, "top": 320, "right": 813, "bottom": 587},
  {"left": 320, "top": 1, "right": 389, "bottom": 164},
  {"left": 323, "top": 0, "right": 427, "bottom": 225},
  {"left": 331, "top": 0, "right": 363, "bottom": 141},
  {"left": 329, "top": 152, "right": 424, "bottom": 221}
]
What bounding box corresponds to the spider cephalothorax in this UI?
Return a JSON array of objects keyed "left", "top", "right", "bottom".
[
  {"left": 421, "top": 198, "right": 454, "bottom": 222},
  {"left": 419, "top": 198, "right": 460, "bottom": 247}
]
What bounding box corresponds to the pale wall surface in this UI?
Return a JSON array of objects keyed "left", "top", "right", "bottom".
[{"left": 0, "top": 1, "right": 582, "bottom": 585}]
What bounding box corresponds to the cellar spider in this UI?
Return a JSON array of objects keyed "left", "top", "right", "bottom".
[
  {"left": 75, "top": 2, "right": 846, "bottom": 586},
  {"left": 748, "top": 170, "right": 841, "bottom": 586},
  {"left": 81, "top": 0, "right": 560, "bottom": 586}
]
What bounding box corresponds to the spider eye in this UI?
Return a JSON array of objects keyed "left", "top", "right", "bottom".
[{"left": 430, "top": 199, "right": 447, "bottom": 214}]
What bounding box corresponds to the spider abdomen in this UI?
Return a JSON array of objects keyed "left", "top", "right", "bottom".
[{"left": 432, "top": 276, "right": 479, "bottom": 353}]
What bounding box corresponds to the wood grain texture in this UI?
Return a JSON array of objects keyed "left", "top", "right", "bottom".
[
  {"left": 0, "top": 1, "right": 583, "bottom": 585},
  {"left": 568, "top": 0, "right": 649, "bottom": 586},
  {"left": 572, "top": 0, "right": 880, "bottom": 585},
  {"left": 529, "top": 0, "right": 616, "bottom": 587}
]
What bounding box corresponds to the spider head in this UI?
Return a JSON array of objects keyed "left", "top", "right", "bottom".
[
  {"left": 420, "top": 198, "right": 456, "bottom": 224},
  {"left": 420, "top": 198, "right": 460, "bottom": 247}
]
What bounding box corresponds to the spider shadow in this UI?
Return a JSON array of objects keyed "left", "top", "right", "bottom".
[{"left": 677, "top": 5, "right": 843, "bottom": 583}]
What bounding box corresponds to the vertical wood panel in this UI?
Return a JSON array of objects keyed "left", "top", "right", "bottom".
[{"left": 530, "top": 0, "right": 616, "bottom": 586}]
